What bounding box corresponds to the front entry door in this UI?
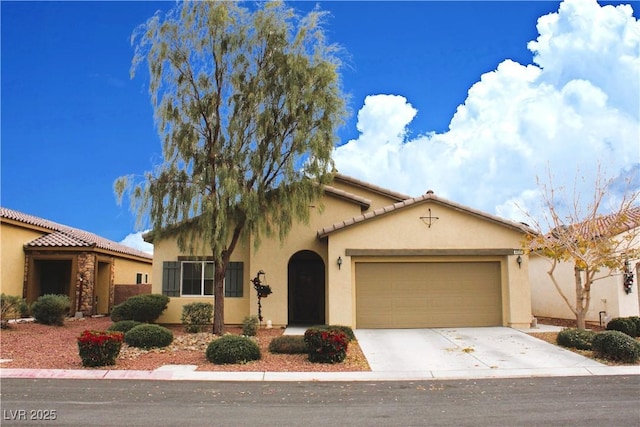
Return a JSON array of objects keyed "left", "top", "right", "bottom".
[{"left": 288, "top": 251, "right": 325, "bottom": 325}]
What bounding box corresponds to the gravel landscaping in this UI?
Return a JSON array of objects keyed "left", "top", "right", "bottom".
[{"left": 0, "top": 317, "right": 370, "bottom": 372}]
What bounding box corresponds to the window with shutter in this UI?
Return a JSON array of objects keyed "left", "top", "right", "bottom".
[
  {"left": 162, "top": 261, "right": 180, "bottom": 296},
  {"left": 225, "top": 262, "right": 243, "bottom": 297}
]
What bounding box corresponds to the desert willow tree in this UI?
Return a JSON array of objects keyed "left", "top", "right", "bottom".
[
  {"left": 524, "top": 170, "right": 640, "bottom": 330},
  {"left": 115, "top": 1, "right": 346, "bottom": 335}
]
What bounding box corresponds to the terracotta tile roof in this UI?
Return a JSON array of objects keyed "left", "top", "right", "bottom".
[
  {"left": 0, "top": 207, "right": 152, "bottom": 260},
  {"left": 334, "top": 173, "right": 410, "bottom": 202},
  {"left": 592, "top": 205, "right": 640, "bottom": 235},
  {"left": 27, "top": 232, "right": 90, "bottom": 248},
  {"left": 538, "top": 205, "right": 640, "bottom": 247},
  {"left": 317, "top": 191, "right": 534, "bottom": 238},
  {"left": 323, "top": 185, "right": 371, "bottom": 210}
]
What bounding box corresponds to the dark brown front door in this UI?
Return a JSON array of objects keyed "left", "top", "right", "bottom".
[{"left": 288, "top": 251, "right": 325, "bottom": 325}]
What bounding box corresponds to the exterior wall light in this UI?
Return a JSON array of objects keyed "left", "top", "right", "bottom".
[
  {"left": 516, "top": 255, "right": 522, "bottom": 269},
  {"left": 337, "top": 256, "right": 343, "bottom": 270}
]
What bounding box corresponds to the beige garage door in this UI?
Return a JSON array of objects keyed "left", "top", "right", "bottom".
[{"left": 356, "top": 262, "right": 502, "bottom": 328}]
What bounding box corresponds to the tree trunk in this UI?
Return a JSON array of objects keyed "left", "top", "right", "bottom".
[
  {"left": 574, "top": 265, "right": 587, "bottom": 330},
  {"left": 212, "top": 259, "right": 226, "bottom": 335}
]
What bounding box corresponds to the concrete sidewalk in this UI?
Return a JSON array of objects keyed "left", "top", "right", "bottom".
[{"left": 1, "top": 364, "right": 637, "bottom": 382}]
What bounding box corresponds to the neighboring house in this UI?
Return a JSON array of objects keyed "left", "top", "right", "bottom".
[
  {"left": 149, "top": 174, "right": 533, "bottom": 329},
  {"left": 529, "top": 207, "right": 640, "bottom": 324},
  {"left": 1, "top": 207, "right": 153, "bottom": 316}
]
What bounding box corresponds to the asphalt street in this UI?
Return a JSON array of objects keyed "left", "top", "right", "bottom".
[{"left": 1, "top": 376, "right": 639, "bottom": 426}]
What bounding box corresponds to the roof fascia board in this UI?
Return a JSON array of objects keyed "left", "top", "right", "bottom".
[
  {"left": 317, "top": 196, "right": 534, "bottom": 239},
  {"left": 333, "top": 174, "right": 410, "bottom": 202},
  {"left": 345, "top": 248, "right": 525, "bottom": 257},
  {"left": 1, "top": 218, "right": 53, "bottom": 234}
]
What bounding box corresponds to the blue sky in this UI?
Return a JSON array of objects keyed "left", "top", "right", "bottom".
[{"left": 2, "top": 0, "right": 638, "bottom": 253}]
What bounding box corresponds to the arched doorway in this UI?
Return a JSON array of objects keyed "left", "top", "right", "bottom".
[{"left": 288, "top": 250, "right": 325, "bottom": 325}]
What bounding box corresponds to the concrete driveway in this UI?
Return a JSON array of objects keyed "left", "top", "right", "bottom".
[{"left": 355, "top": 327, "right": 604, "bottom": 377}]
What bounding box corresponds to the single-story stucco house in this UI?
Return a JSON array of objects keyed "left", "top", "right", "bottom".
[
  {"left": 148, "top": 174, "right": 533, "bottom": 329},
  {"left": 530, "top": 206, "right": 640, "bottom": 324},
  {"left": 0, "top": 207, "right": 153, "bottom": 316}
]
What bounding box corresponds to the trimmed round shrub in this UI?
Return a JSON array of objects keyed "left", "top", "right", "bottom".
[
  {"left": 242, "top": 315, "right": 259, "bottom": 336},
  {"left": 629, "top": 316, "right": 640, "bottom": 337},
  {"left": 107, "top": 320, "right": 143, "bottom": 333},
  {"left": 206, "top": 335, "right": 261, "bottom": 364},
  {"left": 124, "top": 324, "right": 173, "bottom": 349},
  {"left": 556, "top": 328, "right": 595, "bottom": 350},
  {"left": 31, "top": 294, "right": 70, "bottom": 326},
  {"left": 606, "top": 317, "right": 637, "bottom": 338},
  {"left": 77, "top": 330, "right": 124, "bottom": 367},
  {"left": 111, "top": 294, "right": 169, "bottom": 323},
  {"left": 181, "top": 302, "right": 213, "bottom": 333},
  {"left": 268, "top": 335, "right": 308, "bottom": 354},
  {"left": 311, "top": 324, "right": 356, "bottom": 342},
  {"left": 304, "top": 327, "right": 349, "bottom": 364},
  {"left": 591, "top": 330, "right": 640, "bottom": 363}
]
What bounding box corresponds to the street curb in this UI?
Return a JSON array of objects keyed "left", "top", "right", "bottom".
[{"left": 2, "top": 366, "right": 638, "bottom": 382}]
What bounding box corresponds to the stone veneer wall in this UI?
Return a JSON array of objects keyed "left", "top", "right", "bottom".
[{"left": 76, "top": 252, "right": 96, "bottom": 315}]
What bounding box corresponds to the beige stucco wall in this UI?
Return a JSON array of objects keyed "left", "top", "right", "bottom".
[
  {"left": 152, "top": 194, "right": 363, "bottom": 325},
  {"left": 152, "top": 233, "right": 252, "bottom": 325},
  {"left": 151, "top": 196, "right": 533, "bottom": 329},
  {"left": 323, "top": 201, "right": 532, "bottom": 328},
  {"left": 530, "top": 253, "right": 640, "bottom": 323},
  {"left": 113, "top": 257, "right": 152, "bottom": 285},
  {"left": 0, "top": 222, "right": 45, "bottom": 296}
]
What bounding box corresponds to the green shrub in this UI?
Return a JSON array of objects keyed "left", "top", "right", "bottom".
[
  {"left": 628, "top": 316, "right": 640, "bottom": 337},
  {"left": 107, "top": 320, "right": 143, "bottom": 333},
  {"left": 124, "top": 324, "right": 173, "bottom": 349},
  {"left": 606, "top": 317, "right": 637, "bottom": 338},
  {"left": 591, "top": 330, "right": 640, "bottom": 363},
  {"left": 268, "top": 335, "right": 308, "bottom": 354},
  {"left": 556, "top": 328, "right": 596, "bottom": 350},
  {"left": 206, "top": 335, "right": 261, "bottom": 364},
  {"left": 111, "top": 294, "right": 169, "bottom": 323},
  {"left": 31, "top": 294, "right": 70, "bottom": 326},
  {"left": 304, "top": 327, "right": 349, "bottom": 364},
  {"left": 181, "top": 302, "right": 213, "bottom": 333},
  {"left": 77, "top": 330, "right": 124, "bottom": 367},
  {"left": 242, "top": 315, "right": 259, "bottom": 336},
  {"left": 1, "top": 294, "right": 25, "bottom": 329},
  {"left": 311, "top": 324, "right": 356, "bottom": 342}
]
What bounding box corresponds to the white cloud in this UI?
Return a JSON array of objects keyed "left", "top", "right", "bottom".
[
  {"left": 120, "top": 231, "right": 153, "bottom": 254},
  {"left": 334, "top": 0, "right": 639, "bottom": 226}
]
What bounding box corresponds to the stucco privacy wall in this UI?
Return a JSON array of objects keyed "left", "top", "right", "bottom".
[
  {"left": 324, "top": 201, "right": 532, "bottom": 328},
  {"left": 114, "top": 257, "right": 152, "bottom": 285},
  {"left": 1, "top": 222, "right": 44, "bottom": 297},
  {"left": 530, "top": 254, "right": 640, "bottom": 323}
]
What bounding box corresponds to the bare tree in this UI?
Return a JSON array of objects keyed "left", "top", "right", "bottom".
[
  {"left": 524, "top": 169, "right": 640, "bottom": 329},
  {"left": 115, "top": 1, "right": 347, "bottom": 335}
]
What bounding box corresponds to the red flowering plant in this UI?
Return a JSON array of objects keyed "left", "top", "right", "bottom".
[
  {"left": 77, "top": 330, "right": 124, "bottom": 367},
  {"left": 304, "top": 328, "right": 349, "bottom": 363}
]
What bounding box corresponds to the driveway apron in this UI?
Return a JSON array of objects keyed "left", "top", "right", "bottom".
[{"left": 355, "top": 327, "right": 604, "bottom": 372}]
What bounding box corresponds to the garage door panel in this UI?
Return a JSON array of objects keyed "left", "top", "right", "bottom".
[{"left": 356, "top": 261, "right": 502, "bottom": 328}]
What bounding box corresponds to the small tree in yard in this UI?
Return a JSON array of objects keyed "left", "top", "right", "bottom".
[
  {"left": 524, "top": 169, "right": 640, "bottom": 330},
  {"left": 115, "top": 1, "right": 346, "bottom": 335}
]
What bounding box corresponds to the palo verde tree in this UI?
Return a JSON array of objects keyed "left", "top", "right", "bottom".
[
  {"left": 524, "top": 169, "right": 640, "bottom": 330},
  {"left": 115, "top": 1, "right": 347, "bottom": 335}
]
